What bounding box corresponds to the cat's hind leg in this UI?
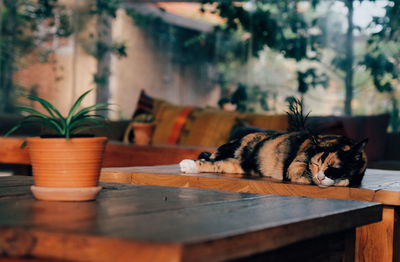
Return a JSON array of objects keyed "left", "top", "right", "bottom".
[{"left": 179, "top": 158, "right": 244, "bottom": 174}]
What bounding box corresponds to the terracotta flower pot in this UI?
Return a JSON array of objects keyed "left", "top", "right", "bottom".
[
  {"left": 132, "top": 122, "right": 155, "bottom": 145},
  {"left": 27, "top": 137, "right": 108, "bottom": 201}
]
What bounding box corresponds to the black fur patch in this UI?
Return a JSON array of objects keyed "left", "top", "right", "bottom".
[
  {"left": 214, "top": 139, "right": 241, "bottom": 161},
  {"left": 198, "top": 152, "right": 212, "bottom": 160}
]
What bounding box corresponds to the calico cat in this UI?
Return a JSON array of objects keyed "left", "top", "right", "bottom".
[
  {"left": 179, "top": 131, "right": 368, "bottom": 187},
  {"left": 179, "top": 98, "right": 368, "bottom": 187}
]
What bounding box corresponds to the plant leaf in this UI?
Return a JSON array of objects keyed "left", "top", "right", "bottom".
[
  {"left": 16, "top": 106, "right": 52, "bottom": 118},
  {"left": 69, "top": 118, "right": 108, "bottom": 132},
  {"left": 4, "top": 115, "right": 64, "bottom": 136},
  {"left": 23, "top": 115, "right": 64, "bottom": 135},
  {"left": 71, "top": 124, "right": 109, "bottom": 135},
  {"left": 71, "top": 103, "right": 109, "bottom": 122},
  {"left": 66, "top": 89, "right": 93, "bottom": 125},
  {"left": 24, "top": 94, "right": 64, "bottom": 120}
]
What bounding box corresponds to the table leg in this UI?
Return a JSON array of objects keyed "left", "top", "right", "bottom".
[{"left": 356, "top": 206, "right": 398, "bottom": 262}]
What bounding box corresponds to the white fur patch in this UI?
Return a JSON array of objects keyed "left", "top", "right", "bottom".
[
  {"left": 335, "top": 179, "right": 349, "bottom": 187},
  {"left": 179, "top": 159, "right": 198, "bottom": 173},
  {"left": 320, "top": 177, "right": 335, "bottom": 187}
]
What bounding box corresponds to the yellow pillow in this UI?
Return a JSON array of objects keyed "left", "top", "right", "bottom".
[
  {"left": 152, "top": 101, "right": 195, "bottom": 145},
  {"left": 178, "top": 108, "right": 240, "bottom": 147},
  {"left": 241, "top": 113, "right": 288, "bottom": 131}
]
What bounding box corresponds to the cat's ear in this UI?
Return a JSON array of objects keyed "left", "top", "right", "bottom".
[
  {"left": 346, "top": 138, "right": 368, "bottom": 158},
  {"left": 352, "top": 138, "right": 368, "bottom": 154}
]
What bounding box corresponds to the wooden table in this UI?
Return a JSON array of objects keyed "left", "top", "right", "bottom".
[
  {"left": 101, "top": 165, "right": 400, "bottom": 262},
  {"left": 0, "top": 176, "right": 381, "bottom": 262}
]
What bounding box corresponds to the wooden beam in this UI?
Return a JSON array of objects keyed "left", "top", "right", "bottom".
[{"left": 122, "top": 2, "right": 214, "bottom": 32}]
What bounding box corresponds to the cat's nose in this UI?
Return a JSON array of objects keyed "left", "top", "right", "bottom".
[{"left": 317, "top": 173, "right": 325, "bottom": 181}]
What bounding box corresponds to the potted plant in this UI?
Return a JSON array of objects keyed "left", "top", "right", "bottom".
[
  {"left": 131, "top": 113, "right": 156, "bottom": 145},
  {"left": 6, "top": 89, "right": 109, "bottom": 201}
]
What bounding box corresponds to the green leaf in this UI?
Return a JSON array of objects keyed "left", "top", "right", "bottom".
[
  {"left": 7, "top": 89, "right": 110, "bottom": 138},
  {"left": 24, "top": 94, "right": 64, "bottom": 120},
  {"left": 4, "top": 115, "right": 63, "bottom": 136},
  {"left": 69, "top": 118, "right": 108, "bottom": 132},
  {"left": 16, "top": 106, "right": 52, "bottom": 118},
  {"left": 72, "top": 103, "right": 109, "bottom": 121},
  {"left": 4, "top": 122, "right": 24, "bottom": 137},
  {"left": 71, "top": 124, "right": 109, "bottom": 135},
  {"left": 22, "top": 115, "right": 65, "bottom": 135},
  {"left": 66, "top": 89, "right": 94, "bottom": 124}
]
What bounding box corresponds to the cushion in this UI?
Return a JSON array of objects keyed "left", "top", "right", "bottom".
[
  {"left": 152, "top": 101, "right": 195, "bottom": 145},
  {"left": 240, "top": 113, "right": 289, "bottom": 131},
  {"left": 129, "top": 92, "right": 289, "bottom": 147},
  {"left": 132, "top": 89, "right": 155, "bottom": 118},
  {"left": 178, "top": 108, "right": 241, "bottom": 147}
]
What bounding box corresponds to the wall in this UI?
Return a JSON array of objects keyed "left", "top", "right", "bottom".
[
  {"left": 110, "top": 9, "right": 220, "bottom": 119},
  {"left": 14, "top": 6, "right": 220, "bottom": 120}
]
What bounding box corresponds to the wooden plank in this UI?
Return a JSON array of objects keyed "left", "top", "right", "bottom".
[
  {"left": 100, "top": 165, "right": 399, "bottom": 262},
  {"left": 103, "top": 143, "right": 211, "bottom": 167},
  {"left": 0, "top": 258, "right": 62, "bottom": 262},
  {"left": 355, "top": 207, "right": 395, "bottom": 262},
  {"left": 0, "top": 200, "right": 381, "bottom": 262},
  {"left": 101, "top": 165, "right": 400, "bottom": 206},
  {"left": 0, "top": 229, "right": 183, "bottom": 262},
  {"left": 0, "top": 176, "right": 33, "bottom": 187},
  {"left": 231, "top": 229, "right": 355, "bottom": 262},
  {"left": 0, "top": 138, "right": 29, "bottom": 165},
  {"left": 0, "top": 186, "right": 33, "bottom": 199},
  {"left": 394, "top": 207, "right": 400, "bottom": 262},
  {"left": 0, "top": 177, "right": 382, "bottom": 262},
  {"left": 0, "top": 138, "right": 212, "bottom": 167}
]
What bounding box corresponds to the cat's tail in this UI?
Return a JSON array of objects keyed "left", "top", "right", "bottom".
[
  {"left": 198, "top": 151, "right": 212, "bottom": 160},
  {"left": 286, "top": 97, "right": 310, "bottom": 132}
]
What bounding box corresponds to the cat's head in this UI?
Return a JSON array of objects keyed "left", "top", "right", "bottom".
[{"left": 309, "top": 138, "right": 368, "bottom": 188}]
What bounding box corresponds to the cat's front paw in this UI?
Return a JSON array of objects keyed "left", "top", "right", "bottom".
[{"left": 179, "top": 159, "right": 198, "bottom": 173}]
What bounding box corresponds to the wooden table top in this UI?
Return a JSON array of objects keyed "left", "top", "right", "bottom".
[
  {"left": 0, "top": 176, "right": 381, "bottom": 262},
  {"left": 101, "top": 165, "right": 400, "bottom": 206}
]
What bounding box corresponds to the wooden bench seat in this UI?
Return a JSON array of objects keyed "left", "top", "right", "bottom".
[{"left": 0, "top": 137, "right": 212, "bottom": 168}]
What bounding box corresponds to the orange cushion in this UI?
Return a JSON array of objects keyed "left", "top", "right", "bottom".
[{"left": 152, "top": 101, "right": 194, "bottom": 145}]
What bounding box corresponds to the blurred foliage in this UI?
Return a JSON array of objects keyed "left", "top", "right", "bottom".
[
  {"left": 202, "top": 0, "right": 400, "bottom": 126},
  {"left": 126, "top": 8, "right": 224, "bottom": 65},
  {"left": 200, "top": 0, "right": 344, "bottom": 108},
  {"left": 132, "top": 113, "right": 155, "bottom": 123},
  {"left": 0, "top": 0, "right": 72, "bottom": 113},
  {"left": 362, "top": 1, "right": 400, "bottom": 131},
  {"left": 0, "top": 0, "right": 127, "bottom": 114}
]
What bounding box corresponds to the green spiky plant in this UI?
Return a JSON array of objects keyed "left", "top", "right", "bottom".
[
  {"left": 6, "top": 89, "right": 109, "bottom": 139},
  {"left": 132, "top": 113, "right": 155, "bottom": 123}
]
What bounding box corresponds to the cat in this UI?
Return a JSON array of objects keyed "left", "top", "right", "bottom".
[
  {"left": 179, "top": 101, "right": 368, "bottom": 188},
  {"left": 179, "top": 131, "right": 368, "bottom": 187}
]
